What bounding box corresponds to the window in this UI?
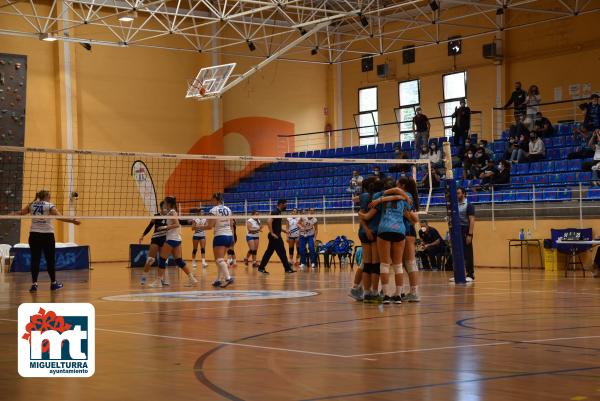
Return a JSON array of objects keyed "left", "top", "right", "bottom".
[
  {"left": 441, "top": 71, "right": 467, "bottom": 137},
  {"left": 397, "top": 79, "right": 420, "bottom": 141},
  {"left": 357, "top": 86, "right": 378, "bottom": 146}
]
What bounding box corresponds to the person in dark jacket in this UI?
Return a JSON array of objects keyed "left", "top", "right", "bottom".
[
  {"left": 451, "top": 98, "right": 471, "bottom": 146},
  {"left": 504, "top": 81, "right": 527, "bottom": 119}
]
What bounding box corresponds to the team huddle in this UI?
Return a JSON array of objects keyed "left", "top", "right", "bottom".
[
  {"left": 138, "top": 194, "right": 321, "bottom": 288},
  {"left": 350, "top": 175, "right": 421, "bottom": 305}
]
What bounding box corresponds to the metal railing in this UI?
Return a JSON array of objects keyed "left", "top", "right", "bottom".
[
  {"left": 492, "top": 98, "right": 590, "bottom": 139},
  {"left": 277, "top": 111, "right": 483, "bottom": 155}
]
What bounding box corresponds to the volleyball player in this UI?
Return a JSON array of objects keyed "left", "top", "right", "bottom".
[
  {"left": 150, "top": 196, "right": 197, "bottom": 288},
  {"left": 191, "top": 209, "right": 208, "bottom": 269},
  {"left": 349, "top": 177, "right": 382, "bottom": 302},
  {"left": 359, "top": 176, "right": 383, "bottom": 303},
  {"left": 226, "top": 219, "right": 238, "bottom": 267},
  {"left": 374, "top": 177, "right": 420, "bottom": 302},
  {"left": 363, "top": 177, "right": 411, "bottom": 304},
  {"left": 16, "top": 190, "right": 80, "bottom": 292},
  {"left": 204, "top": 193, "right": 235, "bottom": 287},
  {"left": 244, "top": 211, "right": 261, "bottom": 267},
  {"left": 298, "top": 208, "right": 318, "bottom": 270},
  {"left": 286, "top": 208, "right": 300, "bottom": 266},
  {"left": 139, "top": 201, "right": 167, "bottom": 285}
]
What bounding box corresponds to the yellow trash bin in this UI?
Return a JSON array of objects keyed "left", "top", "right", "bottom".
[{"left": 544, "top": 248, "right": 558, "bottom": 271}]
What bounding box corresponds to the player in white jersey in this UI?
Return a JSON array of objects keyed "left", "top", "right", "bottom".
[
  {"left": 191, "top": 209, "right": 208, "bottom": 269},
  {"left": 244, "top": 211, "right": 262, "bottom": 267},
  {"left": 204, "top": 193, "right": 235, "bottom": 287},
  {"left": 15, "top": 190, "right": 80, "bottom": 292},
  {"left": 298, "top": 208, "right": 319, "bottom": 270},
  {"left": 286, "top": 208, "right": 300, "bottom": 266},
  {"left": 150, "top": 196, "right": 197, "bottom": 288}
]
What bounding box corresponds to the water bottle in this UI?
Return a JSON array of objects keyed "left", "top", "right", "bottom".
[
  {"left": 519, "top": 229, "right": 525, "bottom": 240},
  {"left": 526, "top": 229, "right": 532, "bottom": 239}
]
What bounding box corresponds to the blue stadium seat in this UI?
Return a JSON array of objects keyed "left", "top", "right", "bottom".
[
  {"left": 542, "top": 189, "right": 557, "bottom": 201},
  {"left": 511, "top": 176, "right": 524, "bottom": 185},
  {"left": 557, "top": 188, "right": 572, "bottom": 200},
  {"left": 577, "top": 171, "right": 592, "bottom": 181},
  {"left": 559, "top": 124, "right": 571, "bottom": 136},
  {"left": 516, "top": 189, "right": 532, "bottom": 202},
  {"left": 401, "top": 141, "right": 411, "bottom": 150},
  {"left": 547, "top": 149, "right": 560, "bottom": 159},
  {"left": 515, "top": 163, "right": 529, "bottom": 175},
  {"left": 555, "top": 159, "right": 568, "bottom": 172},
  {"left": 529, "top": 162, "right": 542, "bottom": 174},
  {"left": 568, "top": 159, "right": 582, "bottom": 171},
  {"left": 493, "top": 142, "right": 505, "bottom": 153},
  {"left": 501, "top": 131, "right": 510, "bottom": 140},
  {"left": 478, "top": 193, "right": 491, "bottom": 203},
  {"left": 588, "top": 188, "right": 600, "bottom": 200},
  {"left": 543, "top": 138, "right": 552, "bottom": 148},
  {"left": 552, "top": 136, "right": 565, "bottom": 148},
  {"left": 542, "top": 161, "right": 555, "bottom": 173}
]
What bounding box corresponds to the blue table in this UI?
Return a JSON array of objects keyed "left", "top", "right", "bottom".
[{"left": 10, "top": 246, "right": 91, "bottom": 272}]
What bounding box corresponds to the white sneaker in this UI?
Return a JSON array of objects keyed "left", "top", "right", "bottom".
[
  {"left": 466, "top": 277, "right": 474, "bottom": 283},
  {"left": 184, "top": 275, "right": 198, "bottom": 287},
  {"left": 300, "top": 264, "right": 306, "bottom": 270},
  {"left": 202, "top": 261, "right": 208, "bottom": 268},
  {"left": 149, "top": 280, "right": 163, "bottom": 288},
  {"left": 448, "top": 277, "right": 455, "bottom": 282},
  {"left": 192, "top": 261, "right": 197, "bottom": 269},
  {"left": 311, "top": 263, "right": 316, "bottom": 270}
]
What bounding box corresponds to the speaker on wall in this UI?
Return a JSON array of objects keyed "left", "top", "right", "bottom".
[
  {"left": 361, "top": 55, "right": 373, "bottom": 72},
  {"left": 402, "top": 45, "right": 415, "bottom": 64},
  {"left": 483, "top": 43, "right": 497, "bottom": 59},
  {"left": 377, "top": 63, "right": 389, "bottom": 78}
]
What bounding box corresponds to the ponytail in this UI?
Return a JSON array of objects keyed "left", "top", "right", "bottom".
[
  {"left": 35, "top": 190, "right": 50, "bottom": 202},
  {"left": 212, "top": 192, "right": 224, "bottom": 203},
  {"left": 164, "top": 196, "right": 178, "bottom": 212}
]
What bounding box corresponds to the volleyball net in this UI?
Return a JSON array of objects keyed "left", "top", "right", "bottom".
[{"left": 0, "top": 146, "right": 433, "bottom": 220}]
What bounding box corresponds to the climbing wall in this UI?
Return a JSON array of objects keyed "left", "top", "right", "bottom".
[{"left": 0, "top": 54, "right": 26, "bottom": 245}]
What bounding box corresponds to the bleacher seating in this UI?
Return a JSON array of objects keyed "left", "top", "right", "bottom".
[{"left": 222, "top": 123, "right": 595, "bottom": 211}]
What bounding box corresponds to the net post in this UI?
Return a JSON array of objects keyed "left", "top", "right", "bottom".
[
  {"left": 295, "top": 197, "right": 298, "bottom": 209},
  {"left": 322, "top": 195, "right": 327, "bottom": 232},
  {"left": 532, "top": 184, "right": 537, "bottom": 230},
  {"left": 491, "top": 185, "right": 495, "bottom": 231},
  {"left": 244, "top": 199, "right": 248, "bottom": 216},
  {"left": 579, "top": 182, "right": 583, "bottom": 228},
  {"left": 269, "top": 199, "right": 272, "bottom": 212}
]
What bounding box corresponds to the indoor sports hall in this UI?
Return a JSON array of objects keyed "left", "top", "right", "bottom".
[{"left": 1, "top": 0, "right": 600, "bottom": 400}]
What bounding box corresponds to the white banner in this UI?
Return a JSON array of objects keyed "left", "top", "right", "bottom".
[{"left": 131, "top": 161, "right": 158, "bottom": 215}]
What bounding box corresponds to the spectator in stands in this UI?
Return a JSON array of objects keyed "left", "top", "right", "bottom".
[
  {"left": 458, "top": 138, "right": 477, "bottom": 161},
  {"left": 467, "top": 146, "right": 490, "bottom": 179},
  {"left": 478, "top": 159, "right": 498, "bottom": 189},
  {"left": 347, "top": 170, "right": 364, "bottom": 195},
  {"left": 412, "top": 107, "right": 431, "bottom": 154},
  {"left": 495, "top": 160, "right": 511, "bottom": 185},
  {"left": 504, "top": 81, "right": 527, "bottom": 119},
  {"left": 532, "top": 112, "right": 554, "bottom": 138},
  {"left": 568, "top": 127, "right": 595, "bottom": 159},
  {"left": 518, "top": 131, "right": 545, "bottom": 162},
  {"left": 586, "top": 130, "right": 600, "bottom": 183},
  {"left": 574, "top": 94, "right": 600, "bottom": 141},
  {"left": 510, "top": 133, "right": 530, "bottom": 163},
  {"left": 372, "top": 165, "right": 385, "bottom": 179},
  {"left": 478, "top": 139, "right": 494, "bottom": 159},
  {"left": 451, "top": 99, "right": 471, "bottom": 146},
  {"left": 508, "top": 114, "right": 530, "bottom": 139},
  {"left": 524, "top": 85, "right": 541, "bottom": 128},
  {"left": 417, "top": 220, "right": 444, "bottom": 270},
  {"left": 390, "top": 145, "right": 411, "bottom": 174},
  {"left": 463, "top": 149, "right": 476, "bottom": 179},
  {"left": 429, "top": 142, "right": 444, "bottom": 169}
]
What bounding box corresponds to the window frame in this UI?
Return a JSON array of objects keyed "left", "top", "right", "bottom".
[
  {"left": 441, "top": 71, "right": 468, "bottom": 137},
  {"left": 396, "top": 79, "right": 421, "bottom": 141},
  {"left": 356, "top": 86, "right": 379, "bottom": 145}
]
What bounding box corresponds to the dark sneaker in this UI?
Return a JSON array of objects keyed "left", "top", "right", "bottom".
[
  {"left": 392, "top": 295, "right": 402, "bottom": 304},
  {"left": 349, "top": 287, "right": 363, "bottom": 301},
  {"left": 285, "top": 269, "right": 296, "bottom": 274},
  {"left": 221, "top": 278, "right": 234, "bottom": 288},
  {"left": 212, "top": 280, "right": 222, "bottom": 287},
  {"left": 50, "top": 282, "right": 63, "bottom": 291},
  {"left": 382, "top": 295, "right": 392, "bottom": 304},
  {"left": 258, "top": 269, "right": 270, "bottom": 275},
  {"left": 29, "top": 284, "right": 38, "bottom": 293}
]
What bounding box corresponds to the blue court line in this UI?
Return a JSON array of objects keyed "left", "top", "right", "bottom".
[{"left": 298, "top": 365, "right": 600, "bottom": 401}]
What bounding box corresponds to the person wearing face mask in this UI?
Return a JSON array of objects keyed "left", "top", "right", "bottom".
[
  {"left": 257, "top": 199, "right": 296, "bottom": 275},
  {"left": 462, "top": 150, "right": 476, "bottom": 179},
  {"left": 458, "top": 139, "right": 477, "bottom": 162},
  {"left": 412, "top": 107, "right": 431, "bottom": 154},
  {"left": 417, "top": 220, "right": 444, "bottom": 270},
  {"left": 390, "top": 145, "right": 411, "bottom": 173},
  {"left": 573, "top": 94, "right": 600, "bottom": 141},
  {"left": 504, "top": 81, "right": 527, "bottom": 120},
  {"left": 532, "top": 112, "right": 554, "bottom": 138},
  {"left": 518, "top": 132, "right": 545, "bottom": 163},
  {"left": 510, "top": 133, "right": 530, "bottom": 163},
  {"left": 451, "top": 98, "right": 471, "bottom": 146},
  {"left": 429, "top": 142, "right": 443, "bottom": 169}
]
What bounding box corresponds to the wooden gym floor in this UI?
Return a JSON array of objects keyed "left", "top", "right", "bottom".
[{"left": 0, "top": 264, "right": 600, "bottom": 401}]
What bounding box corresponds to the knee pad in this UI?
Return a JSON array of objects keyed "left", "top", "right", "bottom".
[
  {"left": 362, "top": 262, "right": 372, "bottom": 274},
  {"left": 379, "top": 263, "right": 390, "bottom": 274},
  {"left": 289, "top": 247, "right": 294, "bottom": 254},
  {"left": 251, "top": 250, "right": 257, "bottom": 256},
  {"left": 146, "top": 256, "right": 155, "bottom": 265},
  {"left": 372, "top": 263, "right": 380, "bottom": 275},
  {"left": 227, "top": 249, "right": 235, "bottom": 256},
  {"left": 201, "top": 248, "right": 206, "bottom": 254},
  {"left": 192, "top": 249, "right": 197, "bottom": 256},
  {"left": 158, "top": 257, "right": 167, "bottom": 269},
  {"left": 406, "top": 259, "right": 418, "bottom": 273},
  {"left": 392, "top": 264, "right": 404, "bottom": 274},
  {"left": 175, "top": 258, "right": 186, "bottom": 268}
]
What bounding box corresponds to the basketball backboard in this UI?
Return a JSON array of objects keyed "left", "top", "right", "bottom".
[{"left": 186, "top": 63, "right": 236, "bottom": 100}]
